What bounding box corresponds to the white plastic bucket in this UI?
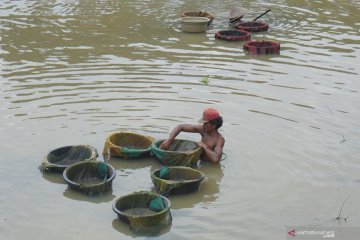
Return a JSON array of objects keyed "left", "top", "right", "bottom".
[{"left": 180, "top": 17, "right": 210, "bottom": 33}]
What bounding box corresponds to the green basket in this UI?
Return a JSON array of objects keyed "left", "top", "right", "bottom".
[
  {"left": 151, "top": 166, "right": 205, "bottom": 195},
  {"left": 151, "top": 139, "right": 203, "bottom": 166},
  {"left": 39, "top": 145, "right": 98, "bottom": 173},
  {"left": 113, "top": 191, "right": 172, "bottom": 234},
  {"left": 103, "top": 131, "right": 155, "bottom": 159},
  {"left": 63, "top": 161, "right": 115, "bottom": 196}
]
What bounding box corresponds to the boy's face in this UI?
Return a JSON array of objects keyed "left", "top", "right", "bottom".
[{"left": 203, "top": 121, "right": 216, "bottom": 132}]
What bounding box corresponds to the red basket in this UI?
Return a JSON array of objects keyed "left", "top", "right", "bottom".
[
  {"left": 215, "top": 30, "right": 251, "bottom": 41},
  {"left": 243, "top": 40, "right": 280, "bottom": 55},
  {"left": 236, "top": 21, "right": 268, "bottom": 32}
]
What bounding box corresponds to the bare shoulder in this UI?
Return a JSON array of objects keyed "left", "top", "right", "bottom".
[{"left": 217, "top": 133, "right": 225, "bottom": 146}]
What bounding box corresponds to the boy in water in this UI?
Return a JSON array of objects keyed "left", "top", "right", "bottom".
[{"left": 160, "top": 108, "right": 225, "bottom": 164}]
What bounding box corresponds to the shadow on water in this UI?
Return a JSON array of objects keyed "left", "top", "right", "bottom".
[
  {"left": 41, "top": 172, "right": 66, "bottom": 184},
  {"left": 166, "top": 190, "right": 206, "bottom": 210},
  {"left": 198, "top": 162, "right": 224, "bottom": 203},
  {"left": 148, "top": 161, "right": 224, "bottom": 209},
  {"left": 63, "top": 187, "right": 116, "bottom": 203},
  {"left": 112, "top": 218, "right": 171, "bottom": 238},
  {"left": 107, "top": 155, "right": 161, "bottom": 170}
]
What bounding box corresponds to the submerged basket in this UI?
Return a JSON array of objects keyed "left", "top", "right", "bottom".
[
  {"left": 243, "top": 40, "right": 280, "bottom": 55},
  {"left": 103, "top": 131, "right": 155, "bottom": 159},
  {"left": 236, "top": 21, "right": 269, "bottom": 32},
  {"left": 63, "top": 161, "right": 116, "bottom": 196},
  {"left": 215, "top": 30, "right": 250, "bottom": 41},
  {"left": 151, "top": 166, "right": 205, "bottom": 195},
  {"left": 151, "top": 139, "right": 203, "bottom": 166},
  {"left": 113, "top": 191, "right": 172, "bottom": 234},
  {"left": 181, "top": 11, "right": 214, "bottom": 23},
  {"left": 39, "top": 145, "right": 98, "bottom": 173}
]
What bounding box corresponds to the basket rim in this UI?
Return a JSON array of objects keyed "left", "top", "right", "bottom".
[
  {"left": 180, "top": 17, "right": 210, "bottom": 23},
  {"left": 151, "top": 139, "right": 202, "bottom": 154},
  {"left": 45, "top": 144, "right": 98, "bottom": 167},
  {"left": 107, "top": 131, "right": 155, "bottom": 142},
  {"left": 151, "top": 166, "right": 205, "bottom": 184},
  {"left": 216, "top": 29, "right": 250, "bottom": 35},
  {"left": 215, "top": 30, "right": 251, "bottom": 40},
  {"left": 181, "top": 11, "right": 214, "bottom": 18},
  {"left": 112, "top": 191, "right": 171, "bottom": 218},
  {"left": 244, "top": 40, "right": 280, "bottom": 49},
  {"left": 236, "top": 21, "right": 269, "bottom": 32},
  {"left": 237, "top": 20, "right": 268, "bottom": 26},
  {"left": 106, "top": 131, "right": 155, "bottom": 149},
  {"left": 63, "top": 160, "right": 116, "bottom": 187}
]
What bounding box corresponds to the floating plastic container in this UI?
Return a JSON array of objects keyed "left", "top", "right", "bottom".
[
  {"left": 181, "top": 11, "right": 214, "bottom": 24},
  {"left": 39, "top": 145, "right": 98, "bottom": 173},
  {"left": 103, "top": 131, "right": 155, "bottom": 159},
  {"left": 243, "top": 40, "right": 280, "bottom": 55},
  {"left": 151, "top": 139, "right": 203, "bottom": 166},
  {"left": 228, "top": 7, "right": 247, "bottom": 23},
  {"left": 236, "top": 21, "right": 269, "bottom": 32},
  {"left": 63, "top": 161, "right": 116, "bottom": 196},
  {"left": 215, "top": 30, "right": 251, "bottom": 41},
  {"left": 113, "top": 191, "right": 172, "bottom": 233},
  {"left": 180, "top": 17, "right": 210, "bottom": 33},
  {"left": 151, "top": 166, "right": 205, "bottom": 195}
]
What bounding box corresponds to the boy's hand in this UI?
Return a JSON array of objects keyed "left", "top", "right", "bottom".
[
  {"left": 197, "top": 141, "right": 208, "bottom": 150},
  {"left": 160, "top": 139, "right": 173, "bottom": 150}
]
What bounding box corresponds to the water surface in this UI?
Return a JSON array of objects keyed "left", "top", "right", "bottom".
[{"left": 1, "top": 0, "right": 360, "bottom": 239}]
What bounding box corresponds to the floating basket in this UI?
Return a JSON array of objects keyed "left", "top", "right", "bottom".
[
  {"left": 113, "top": 191, "right": 172, "bottom": 234},
  {"left": 243, "top": 40, "right": 280, "bottom": 55},
  {"left": 180, "top": 17, "right": 209, "bottom": 33},
  {"left": 151, "top": 166, "right": 205, "bottom": 195},
  {"left": 39, "top": 145, "right": 98, "bottom": 173},
  {"left": 181, "top": 11, "right": 214, "bottom": 23},
  {"left": 215, "top": 30, "right": 250, "bottom": 41},
  {"left": 151, "top": 139, "right": 203, "bottom": 166},
  {"left": 103, "top": 131, "right": 155, "bottom": 159},
  {"left": 236, "top": 21, "right": 269, "bottom": 32},
  {"left": 63, "top": 161, "right": 116, "bottom": 196}
]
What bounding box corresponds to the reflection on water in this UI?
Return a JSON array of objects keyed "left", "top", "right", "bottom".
[
  {"left": 63, "top": 187, "right": 116, "bottom": 204},
  {"left": 199, "top": 162, "right": 224, "bottom": 203},
  {"left": 41, "top": 172, "right": 66, "bottom": 184},
  {"left": 169, "top": 191, "right": 207, "bottom": 210},
  {"left": 108, "top": 155, "right": 158, "bottom": 171},
  {"left": 112, "top": 217, "right": 172, "bottom": 238},
  {"left": 111, "top": 218, "right": 134, "bottom": 238},
  {"left": 1, "top": 0, "right": 360, "bottom": 239},
  {"left": 148, "top": 162, "right": 224, "bottom": 209}
]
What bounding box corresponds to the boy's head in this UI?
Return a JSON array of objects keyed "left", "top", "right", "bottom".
[{"left": 199, "top": 108, "right": 223, "bottom": 129}]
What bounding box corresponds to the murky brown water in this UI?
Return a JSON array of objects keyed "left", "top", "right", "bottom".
[{"left": 1, "top": 0, "right": 360, "bottom": 239}]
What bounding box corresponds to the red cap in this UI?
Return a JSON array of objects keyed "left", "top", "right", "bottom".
[{"left": 199, "top": 108, "right": 220, "bottom": 123}]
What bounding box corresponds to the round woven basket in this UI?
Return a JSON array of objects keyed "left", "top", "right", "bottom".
[
  {"left": 243, "top": 40, "right": 280, "bottom": 55},
  {"left": 181, "top": 11, "right": 214, "bottom": 22},
  {"left": 113, "top": 191, "right": 172, "bottom": 233},
  {"left": 103, "top": 131, "right": 155, "bottom": 158},
  {"left": 215, "top": 30, "right": 251, "bottom": 41},
  {"left": 151, "top": 166, "right": 205, "bottom": 195},
  {"left": 39, "top": 145, "right": 98, "bottom": 173},
  {"left": 63, "top": 161, "right": 116, "bottom": 196},
  {"left": 236, "top": 21, "right": 269, "bottom": 32},
  {"left": 180, "top": 17, "right": 210, "bottom": 33},
  {"left": 151, "top": 139, "right": 203, "bottom": 166}
]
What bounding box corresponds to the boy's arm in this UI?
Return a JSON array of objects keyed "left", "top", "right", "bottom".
[
  {"left": 198, "top": 137, "right": 225, "bottom": 164},
  {"left": 160, "top": 124, "right": 202, "bottom": 149}
]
